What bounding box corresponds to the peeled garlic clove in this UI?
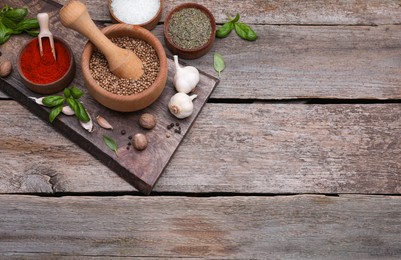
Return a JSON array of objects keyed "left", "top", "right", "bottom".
[
  {"left": 168, "top": 93, "right": 197, "bottom": 119},
  {"left": 62, "top": 106, "right": 75, "bottom": 116},
  {"left": 173, "top": 55, "right": 200, "bottom": 94},
  {"left": 96, "top": 115, "right": 113, "bottom": 130},
  {"left": 80, "top": 111, "right": 94, "bottom": 132},
  {"left": 29, "top": 96, "right": 44, "bottom": 105}
]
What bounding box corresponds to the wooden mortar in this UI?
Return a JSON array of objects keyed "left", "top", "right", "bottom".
[{"left": 59, "top": 0, "right": 144, "bottom": 80}]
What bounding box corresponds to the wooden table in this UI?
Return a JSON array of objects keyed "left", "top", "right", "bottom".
[{"left": 1, "top": 0, "right": 401, "bottom": 258}]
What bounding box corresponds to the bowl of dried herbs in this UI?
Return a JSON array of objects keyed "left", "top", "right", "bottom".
[{"left": 164, "top": 3, "right": 216, "bottom": 59}]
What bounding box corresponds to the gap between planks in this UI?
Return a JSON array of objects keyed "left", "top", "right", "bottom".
[{"left": 7, "top": 191, "right": 401, "bottom": 198}]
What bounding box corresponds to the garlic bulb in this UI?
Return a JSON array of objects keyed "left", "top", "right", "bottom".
[
  {"left": 168, "top": 93, "right": 197, "bottom": 119},
  {"left": 173, "top": 55, "right": 200, "bottom": 94}
]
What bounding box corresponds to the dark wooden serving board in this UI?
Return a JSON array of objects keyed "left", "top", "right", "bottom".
[{"left": 0, "top": 0, "right": 219, "bottom": 194}]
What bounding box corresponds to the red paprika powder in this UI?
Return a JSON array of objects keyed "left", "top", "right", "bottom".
[{"left": 20, "top": 38, "right": 70, "bottom": 84}]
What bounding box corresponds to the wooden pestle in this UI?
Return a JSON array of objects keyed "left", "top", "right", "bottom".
[{"left": 59, "top": 0, "right": 144, "bottom": 80}]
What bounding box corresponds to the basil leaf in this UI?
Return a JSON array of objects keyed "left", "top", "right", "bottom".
[
  {"left": 25, "top": 29, "right": 39, "bottom": 37},
  {"left": 216, "top": 22, "right": 234, "bottom": 38},
  {"left": 42, "top": 96, "right": 65, "bottom": 107},
  {"left": 230, "top": 13, "right": 240, "bottom": 23},
  {"left": 76, "top": 101, "right": 90, "bottom": 123},
  {"left": 1, "top": 17, "right": 17, "bottom": 29},
  {"left": 0, "top": 34, "right": 10, "bottom": 45},
  {"left": 66, "top": 97, "right": 78, "bottom": 113},
  {"left": 70, "top": 86, "right": 84, "bottom": 99},
  {"left": 64, "top": 88, "right": 71, "bottom": 98},
  {"left": 103, "top": 135, "right": 118, "bottom": 157},
  {"left": 4, "top": 8, "right": 27, "bottom": 23},
  {"left": 234, "top": 22, "right": 257, "bottom": 41},
  {"left": 13, "top": 18, "right": 39, "bottom": 34},
  {"left": 213, "top": 52, "right": 225, "bottom": 78},
  {"left": 0, "top": 22, "right": 11, "bottom": 45},
  {"left": 0, "top": 6, "right": 38, "bottom": 44},
  {"left": 66, "top": 98, "right": 89, "bottom": 123},
  {"left": 49, "top": 105, "right": 63, "bottom": 123}
]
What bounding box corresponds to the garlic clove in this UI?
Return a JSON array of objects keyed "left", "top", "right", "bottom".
[
  {"left": 96, "top": 115, "right": 113, "bottom": 130},
  {"left": 29, "top": 96, "right": 44, "bottom": 105},
  {"left": 62, "top": 105, "right": 75, "bottom": 116},
  {"left": 80, "top": 111, "right": 94, "bottom": 132},
  {"left": 173, "top": 55, "right": 200, "bottom": 94}
]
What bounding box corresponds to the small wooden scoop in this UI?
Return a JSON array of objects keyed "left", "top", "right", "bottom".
[
  {"left": 59, "top": 0, "right": 144, "bottom": 80},
  {"left": 37, "top": 13, "right": 56, "bottom": 60}
]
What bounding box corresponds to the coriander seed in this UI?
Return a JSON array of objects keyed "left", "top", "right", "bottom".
[{"left": 89, "top": 37, "right": 159, "bottom": 96}]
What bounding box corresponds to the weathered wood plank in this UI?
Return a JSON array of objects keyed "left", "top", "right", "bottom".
[
  {"left": 1, "top": 101, "right": 401, "bottom": 194},
  {"left": 4, "top": 1, "right": 401, "bottom": 100},
  {"left": 54, "top": 0, "right": 401, "bottom": 25},
  {"left": 0, "top": 194, "right": 400, "bottom": 258},
  {"left": 172, "top": 24, "right": 401, "bottom": 100},
  {"left": 3, "top": 23, "right": 401, "bottom": 100}
]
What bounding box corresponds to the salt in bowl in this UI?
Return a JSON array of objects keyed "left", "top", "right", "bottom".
[{"left": 108, "top": 0, "right": 163, "bottom": 31}]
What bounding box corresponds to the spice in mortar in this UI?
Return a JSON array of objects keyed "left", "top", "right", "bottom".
[
  {"left": 168, "top": 8, "right": 212, "bottom": 50},
  {"left": 89, "top": 37, "right": 159, "bottom": 95},
  {"left": 20, "top": 38, "right": 70, "bottom": 84},
  {"left": 111, "top": 0, "right": 160, "bottom": 25}
]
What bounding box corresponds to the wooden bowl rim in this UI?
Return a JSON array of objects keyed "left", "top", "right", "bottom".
[
  {"left": 108, "top": 0, "right": 163, "bottom": 28},
  {"left": 164, "top": 3, "right": 216, "bottom": 53},
  {"left": 17, "top": 37, "right": 75, "bottom": 87},
  {"left": 81, "top": 24, "right": 168, "bottom": 102}
]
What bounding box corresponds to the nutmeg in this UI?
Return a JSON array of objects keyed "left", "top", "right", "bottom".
[
  {"left": 133, "top": 133, "right": 148, "bottom": 151},
  {"left": 139, "top": 113, "right": 156, "bottom": 129},
  {"left": 0, "top": 58, "right": 12, "bottom": 77}
]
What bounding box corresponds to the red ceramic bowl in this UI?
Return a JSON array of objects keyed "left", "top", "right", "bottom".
[
  {"left": 164, "top": 3, "right": 216, "bottom": 59},
  {"left": 17, "top": 37, "right": 75, "bottom": 95}
]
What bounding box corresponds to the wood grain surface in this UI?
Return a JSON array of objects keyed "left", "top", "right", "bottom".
[
  {"left": 3, "top": 25, "right": 401, "bottom": 100},
  {"left": 2, "top": 101, "right": 400, "bottom": 194},
  {"left": 1, "top": 194, "right": 401, "bottom": 258},
  {"left": 54, "top": 0, "right": 401, "bottom": 25},
  {"left": 0, "top": 0, "right": 218, "bottom": 194},
  {"left": 1, "top": 0, "right": 400, "bottom": 258}
]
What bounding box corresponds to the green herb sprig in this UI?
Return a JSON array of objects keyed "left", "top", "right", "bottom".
[
  {"left": 42, "top": 86, "right": 89, "bottom": 123},
  {"left": 0, "top": 4, "right": 39, "bottom": 45},
  {"left": 103, "top": 135, "right": 118, "bottom": 157},
  {"left": 214, "top": 53, "right": 225, "bottom": 78},
  {"left": 216, "top": 13, "right": 257, "bottom": 41}
]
